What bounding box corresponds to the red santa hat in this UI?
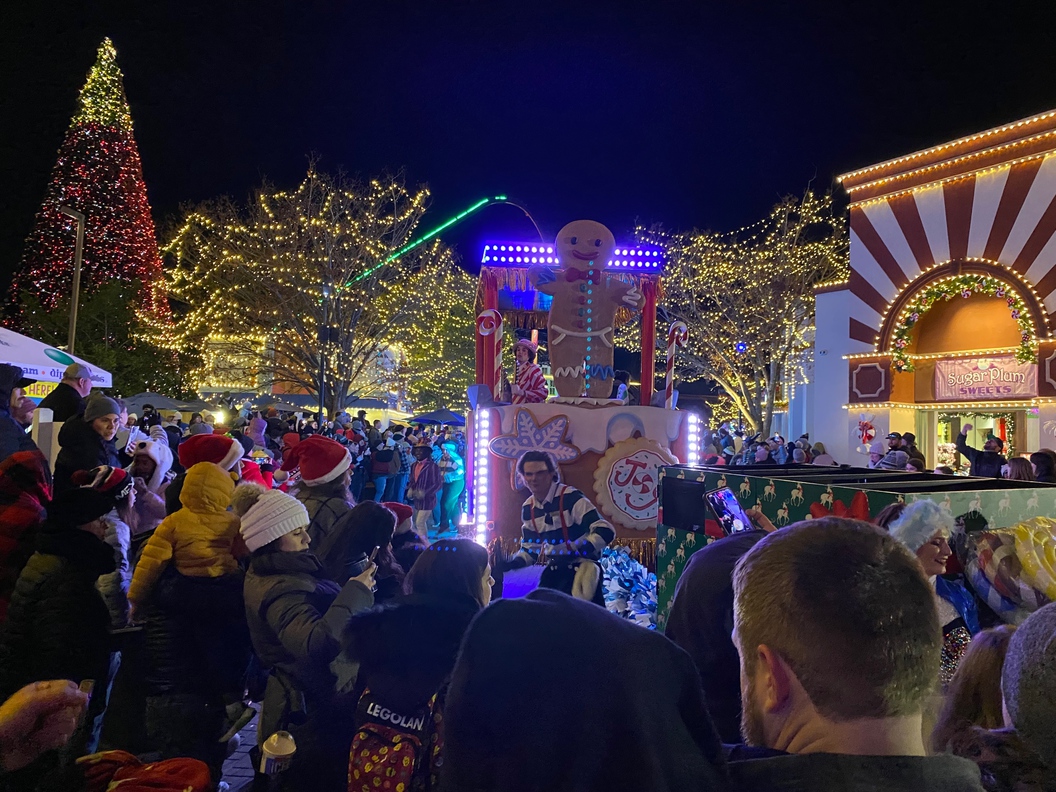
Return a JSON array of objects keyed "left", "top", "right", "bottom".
[
  {"left": 177, "top": 434, "right": 242, "bottom": 471},
  {"left": 383, "top": 501, "right": 413, "bottom": 532},
  {"left": 239, "top": 458, "right": 267, "bottom": 488},
  {"left": 280, "top": 435, "right": 351, "bottom": 486}
]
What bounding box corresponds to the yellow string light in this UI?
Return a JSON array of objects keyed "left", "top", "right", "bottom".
[{"left": 148, "top": 169, "right": 477, "bottom": 410}]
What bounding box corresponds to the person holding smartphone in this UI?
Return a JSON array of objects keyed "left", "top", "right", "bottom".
[
  {"left": 239, "top": 487, "right": 376, "bottom": 789},
  {"left": 664, "top": 505, "right": 776, "bottom": 743}
]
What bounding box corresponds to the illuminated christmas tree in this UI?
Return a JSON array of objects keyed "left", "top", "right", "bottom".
[{"left": 8, "top": 38, "right": 167, "bottom": 324}]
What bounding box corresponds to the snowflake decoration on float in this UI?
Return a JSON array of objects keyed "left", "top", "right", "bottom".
[{"left": 488, "top": 409, "right": 581, "bottom": 462}]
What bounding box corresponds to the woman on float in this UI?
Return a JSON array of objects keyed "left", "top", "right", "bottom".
[
  {"left": 510, "top": 339, "right": 548, "bottom": 404},
  {"left": 888, "top": 499, "right": 980, "bottom": 689}
]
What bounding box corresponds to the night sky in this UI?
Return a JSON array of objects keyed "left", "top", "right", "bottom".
[{"left": 3, "top": 1, "right": 1056, "bottom": 290}]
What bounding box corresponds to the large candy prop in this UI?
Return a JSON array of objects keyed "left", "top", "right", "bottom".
[
  {"left": 488, "top": 408, "right": 581, "bottom": 465},
  {"left": 529, "top": 220, "right": 645, "bottom": 399},
  {"left": 476, "top": 309, "right": 504, "bottom": 401},
  {"left": 665, "top": 322, "right": 687, "bottom": 409},
  {"left": 965, "top": 521, "right": 1055, "bottom": 623}
]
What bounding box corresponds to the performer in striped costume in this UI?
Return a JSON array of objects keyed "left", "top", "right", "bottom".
[
  {"left": 511, "top": 339, "right": 548, "bottom": 404},
  {"left": 506, "top": 451, "right": 613, "bottom": 604}
]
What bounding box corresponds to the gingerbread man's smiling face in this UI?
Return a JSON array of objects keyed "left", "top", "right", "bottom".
[{"left": 555, "top": 220, "right": 616, "bottom": 274}]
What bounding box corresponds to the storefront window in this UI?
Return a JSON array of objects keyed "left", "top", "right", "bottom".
[{"left": 937, "top": 412, "right": 1017, "bottom": 471}]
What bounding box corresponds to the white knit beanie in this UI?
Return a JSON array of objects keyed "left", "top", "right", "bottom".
[{"left": 239, "top": 489, "right": 309, "bottom": 552}]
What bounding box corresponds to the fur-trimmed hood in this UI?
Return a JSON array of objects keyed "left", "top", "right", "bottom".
[
  {"left": 343, "top": 593, "right": 479, "bottom": 710},
  {"left": 130, "top": 425, "right": 174, "bottom": 493}
]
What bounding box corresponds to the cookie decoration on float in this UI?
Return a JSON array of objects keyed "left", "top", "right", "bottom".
[
  {"left": 593, "top": 436, "right": 677, "bottom": 531},
  {"left": 529, "top": 220, "right": 645, "bottom": 401}
]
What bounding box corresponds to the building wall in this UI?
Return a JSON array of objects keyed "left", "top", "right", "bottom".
[{"left": 810, "top": 289, "right": 872, "bottom": 463}]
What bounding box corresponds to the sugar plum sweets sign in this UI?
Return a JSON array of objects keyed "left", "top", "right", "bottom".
[{"left": 934, "top": 357, "right": 1036, "bottom": 401}]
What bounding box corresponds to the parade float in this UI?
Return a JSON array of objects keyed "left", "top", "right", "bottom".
[
  {"left": 655, "top": 463, "right": 1056, "bottom": 630},
  {"left": 466, "top": 220, "right": 702, "bottom": 578}
]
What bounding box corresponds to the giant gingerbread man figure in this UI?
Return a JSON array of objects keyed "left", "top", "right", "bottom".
[{"left": 529, "top": 220, "right": 644, "bottom": 399}]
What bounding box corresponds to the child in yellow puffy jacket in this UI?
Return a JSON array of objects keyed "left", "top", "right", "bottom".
[
  {"left": 128, "top": 460, "right": 254, "bottom": 740},
  {"left": 128, "top": 461, "right": 241, "bottom": 606}
]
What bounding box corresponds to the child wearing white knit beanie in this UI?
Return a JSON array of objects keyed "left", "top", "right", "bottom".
[{"left": 240, "top": 488, "right": 310, "bottom": 552}]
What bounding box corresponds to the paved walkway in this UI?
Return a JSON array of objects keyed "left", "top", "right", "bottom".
[{"left": 222, "top": 713, "right": 257, "bottom": 791}]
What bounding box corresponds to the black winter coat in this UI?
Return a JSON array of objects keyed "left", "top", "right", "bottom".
[
  {"left": 440, "top": 589, "right": 727, "bottom": 792},
  {"left": 955, "top": 434, "right": 1006, "bottom": 479},
  {"left": 0, "top": 366, "right": 37, "bottom": 465},
  {"left": 37, "top": 382, "right": 86, "bottom": 424},
  {"left": 0, "top": 528, "right": 115, "bottom": 698},
  {"left": 139, "top": 566, "right": 237, "bottom": 698},
  {"left": 53, "top": 415, "right": 121, "bottom": 493},
  {"left": 343, "top": 593, "right": 480, "bottom": 713},
  {"left": 294, "top": 487, "right": 356, "bottom": 583},
  {"left": 665, "top": 529, "right": 768, "bottom": 743},
  {"left": 243, "top": 551, "right": 373, "bottom": 790}
]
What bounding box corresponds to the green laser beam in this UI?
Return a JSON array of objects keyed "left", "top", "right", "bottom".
[{"left": 344, "top": 194, "right": 508, "bottom": 288}]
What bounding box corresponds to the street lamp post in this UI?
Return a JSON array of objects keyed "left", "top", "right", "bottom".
[
  {"left": 319, "top": 284, "right": 330, "bottom": 422},
  {"left": 58, "top": 206, "right": 86, "bottom": 354}
]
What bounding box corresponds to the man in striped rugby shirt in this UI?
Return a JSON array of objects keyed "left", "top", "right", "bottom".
[{"left": 504, "top": 450, "right": 613, "bottom": 604}]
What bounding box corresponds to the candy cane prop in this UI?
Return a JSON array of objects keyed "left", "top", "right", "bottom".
[
  {"left": 477, "top": 309, "right": 504, "bottom": 400},
  {"left": 666, "top": 321, "right": 688, "bottom": 409}
]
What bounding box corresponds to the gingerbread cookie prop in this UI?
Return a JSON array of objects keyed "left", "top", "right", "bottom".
[
  {"left": 593, "top": 436, "right": 678, "bottom": 530},
  {"left": 529, "top": 220, "right": 645, "bottom": 400}
]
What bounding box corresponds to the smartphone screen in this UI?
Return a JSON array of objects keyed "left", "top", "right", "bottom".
[{"left": 705, "top": 487, "right": 755, "bottom": 536}]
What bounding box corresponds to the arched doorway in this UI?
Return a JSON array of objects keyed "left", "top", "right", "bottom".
[{"left": 876, "top": 260, "right": 1049, "bottom": 468}]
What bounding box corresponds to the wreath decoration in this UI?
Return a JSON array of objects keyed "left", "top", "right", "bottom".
[{"left": 891, "top": 275, "right": 1036, "bottom": 372}]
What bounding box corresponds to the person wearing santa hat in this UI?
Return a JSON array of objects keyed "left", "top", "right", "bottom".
[
  {"left": 273, "top": 433, "right": 302, "bottom": 492},
  {"left": 385, "top": 500, "right": 428, "bottom": 573},
  {"left": 511, "top": 339, "right": 548, "bottom": 405},
  {"left": 163, "top": 434, "right": 243, "bottom": 516},
  {"left": 280, "top": 435, "right": 356, "bottom": 583}
]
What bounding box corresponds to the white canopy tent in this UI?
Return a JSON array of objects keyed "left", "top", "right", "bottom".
[{"left": 0, "top": 327, "right": 112, "bottom": 388}]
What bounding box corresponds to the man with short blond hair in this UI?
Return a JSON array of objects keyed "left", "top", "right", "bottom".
[{"left": 728, "top": 517, "right": 984, "bottom": 791}]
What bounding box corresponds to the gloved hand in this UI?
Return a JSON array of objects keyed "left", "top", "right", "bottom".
[
  {"left": 571, "top": 537, "right": 599, "bottom": 560},
  {"left": 503, "top": 555, "right": 528, "bottom": 572}
]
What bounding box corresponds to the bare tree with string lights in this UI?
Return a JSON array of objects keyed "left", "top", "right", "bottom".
[
  {"left": 621, "top": 191, "right": 848, "bottom": 436},
  {"left": 155, "top": 167, "right": 476, "bottom": 415}
]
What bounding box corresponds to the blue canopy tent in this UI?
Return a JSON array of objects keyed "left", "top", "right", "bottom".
[{"left": 407, "top": 408, "right": 465, "bottom": 426}]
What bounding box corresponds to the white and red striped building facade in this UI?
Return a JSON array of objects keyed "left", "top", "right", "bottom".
[{"left": 811, "top": 109, "right": 1056, "bottom": 465}]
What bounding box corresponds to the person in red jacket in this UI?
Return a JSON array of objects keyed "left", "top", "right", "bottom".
[
  {"left": 0, "top": 450, "right": 52, "bottom": 623},
  {"left": 406, "top": 442, "right": 442, "bottom": 535}
]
